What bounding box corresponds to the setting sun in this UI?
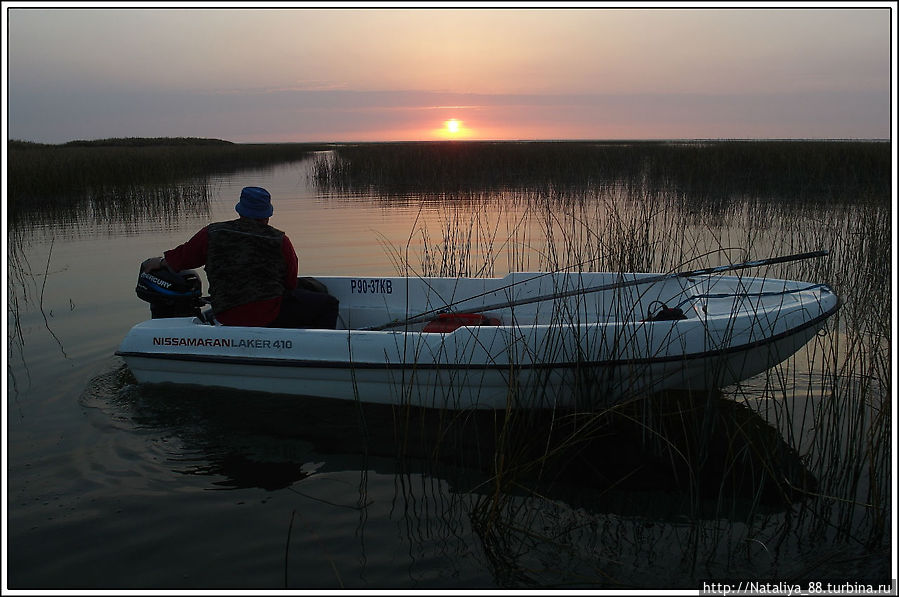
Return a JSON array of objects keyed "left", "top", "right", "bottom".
[{"left": 434, "top": 118, "right": 472, "bottom": 140}]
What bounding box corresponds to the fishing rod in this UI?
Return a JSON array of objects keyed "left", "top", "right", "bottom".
[{"left": 364, "top": 249, "right": 829, "bottom": 331}]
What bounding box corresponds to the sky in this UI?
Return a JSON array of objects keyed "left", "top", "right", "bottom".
[{"left": 2, "top": 3, "right": 895, "bottom": 143}]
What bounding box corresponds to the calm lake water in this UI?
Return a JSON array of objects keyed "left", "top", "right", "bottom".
[{"left": 5, "top": 156, "right": 893, "bottom": 590}]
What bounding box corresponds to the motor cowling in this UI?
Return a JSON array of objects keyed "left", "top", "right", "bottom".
[{"left": 136, "top": 262, "right": 204, "bottom": 319}]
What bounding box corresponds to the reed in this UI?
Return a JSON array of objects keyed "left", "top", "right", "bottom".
[
  {"left": 379, "top": 163, "right": 890, "bottom": 585},
  {"left": 311, "top": 140, "right": 891, "bottom": 204},
  {"left": 7, "top": 137, "right": 325, "bottom": 227}
]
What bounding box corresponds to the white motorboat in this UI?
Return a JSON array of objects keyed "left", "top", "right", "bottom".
[{"left": 117, "top": 253, "right": 840, "bottom": 410}]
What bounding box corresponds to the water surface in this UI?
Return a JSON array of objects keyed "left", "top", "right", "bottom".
[{"left": 6, "top": 156, "right": 892, "bottom": 589}]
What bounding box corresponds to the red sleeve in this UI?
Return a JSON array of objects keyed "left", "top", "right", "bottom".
[
  {"left": 163, "top": 227, "right": 209, "bottom": 271},
  {"left": 282, "top": 234, "right": 298, "bottom": 290}
]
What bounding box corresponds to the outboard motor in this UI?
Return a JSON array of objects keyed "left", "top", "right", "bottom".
[{"left": 136, "top": 262, "right": 205, "bottom": 319}]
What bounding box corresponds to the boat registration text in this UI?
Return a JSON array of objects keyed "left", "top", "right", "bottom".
[{"left": 351, "top": 278, "right": 393, "bottom": 294}]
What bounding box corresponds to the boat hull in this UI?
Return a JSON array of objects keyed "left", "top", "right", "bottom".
[{"left": 117, "top": 272, "right": 840, "bottom": 410}]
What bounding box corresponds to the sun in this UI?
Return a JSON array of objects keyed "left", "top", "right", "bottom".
[{"left": 433, "top": 117, "right": 472, "bottom": 140}]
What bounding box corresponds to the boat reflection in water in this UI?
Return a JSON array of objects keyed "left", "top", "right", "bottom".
[
  {"left": 111, "top": 367, "right": 818, "bottom": 509},
  {"left": 93, "top": 366, "right": 821, "bottom": 587}
]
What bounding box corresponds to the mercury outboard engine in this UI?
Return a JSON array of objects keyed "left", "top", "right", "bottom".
[{"left": 136, "top": 262, "right": 205, "bottom": 319}]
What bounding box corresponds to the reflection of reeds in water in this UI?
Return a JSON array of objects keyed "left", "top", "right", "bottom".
[{"left": 370, "top": 174, "right": 890, "bottom": 586}]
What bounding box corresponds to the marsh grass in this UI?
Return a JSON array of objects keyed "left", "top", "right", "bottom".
[
  {"left": 7, "top": 138, "right": 325, "bottom": 228},
  {"left": 312, "top": 140, "right": 890, "bottom": 204},
  {"left": 347, "top": 143, "right": 891, "bottom": 586}
]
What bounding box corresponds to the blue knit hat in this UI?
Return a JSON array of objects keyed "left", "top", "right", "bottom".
[{"left": 236, "top": 187, "right": 273, "bottom": 219}]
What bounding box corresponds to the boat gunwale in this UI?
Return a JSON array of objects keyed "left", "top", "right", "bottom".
[{"left": 116, "top": 296, "right": 840, "bottom": 371}]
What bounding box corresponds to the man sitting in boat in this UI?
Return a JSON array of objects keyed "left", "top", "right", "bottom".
[{"left": 141, "top": 186, "right": 338, "bottom": 329}]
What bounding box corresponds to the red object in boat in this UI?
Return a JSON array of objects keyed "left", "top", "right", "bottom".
[{"left": 422, "top": 313, "right": 501, "bottom": 333}]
